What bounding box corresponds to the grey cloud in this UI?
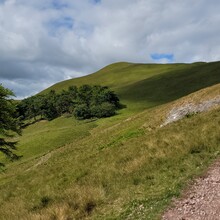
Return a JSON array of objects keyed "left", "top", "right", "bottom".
[
  {"left": 1, "top": 0, "right": 220, "bottom": 98},
  {"left": 1, "top": 62, "right": 83, "bottom": 99}
]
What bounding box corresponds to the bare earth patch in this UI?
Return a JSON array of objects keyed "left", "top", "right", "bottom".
[
  {"left": 161, "top": 96, "right": 220, "bottom": 127},
  {"left": 162, "top": 160, "right": 220, "bottom": 220}
]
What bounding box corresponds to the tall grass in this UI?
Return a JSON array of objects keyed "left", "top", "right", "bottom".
[
  {"left": 0, "top": 102, "right": 219, "bottom": 219},
  {"left": 0, "top": 62, "right": 220, "bottom": 219}
]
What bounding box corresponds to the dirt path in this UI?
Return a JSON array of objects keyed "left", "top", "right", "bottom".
[
  {"left": 162, "top": 159, "right": 220, "bottom": 220},
  {"left": 25, "top": 152, "right": 52, "bottom": 172}
]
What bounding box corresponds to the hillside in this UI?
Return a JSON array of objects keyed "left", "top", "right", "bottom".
[
  {"left": 0, "top": 61, "right": 220, "bottom": 219},
  {"left": 42, "top": 61, "right": 220, "bottom": 112}
]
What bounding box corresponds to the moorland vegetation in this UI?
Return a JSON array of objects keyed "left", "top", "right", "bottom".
[{"left": 0, "top": 61, "right": 220, "bottom": 219}]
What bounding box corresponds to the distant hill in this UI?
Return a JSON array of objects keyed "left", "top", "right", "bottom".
[{"left": 41, "top": 61, "right": 220, "bottom": 112}]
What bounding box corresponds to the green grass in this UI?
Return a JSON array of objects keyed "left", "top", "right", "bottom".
[
  {"left": 0, "top": 61, "right": 220, "bottom": 219},
  {"left": 0, "top": 103, "right": 220, "bottom": 219},
  {"left": 42, "top": 61, "right": 220, "bottom": 112},
  {"left": 17, "top": 117, "right": 96, "bottom": 160},
  {"left": 0, "top": 116, "right": 96, "bottom": 166}
]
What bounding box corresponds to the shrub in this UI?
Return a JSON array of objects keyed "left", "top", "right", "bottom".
[
  {"left": 90, "top": 102, "right": 116, "bottom": 118},
  {"left": 73, "top": 104, "right": 91, "bottom": 120}
]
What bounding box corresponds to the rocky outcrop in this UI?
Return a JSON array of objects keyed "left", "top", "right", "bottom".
[{"left": 162, "top": 96, "right": 220, "bottom": 126}]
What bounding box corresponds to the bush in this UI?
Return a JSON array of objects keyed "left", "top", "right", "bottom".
[
  {"left": 73, "top": 104, "right": 91, "bottom": 120},
  {"left": 90, "top": 102, "right": 116, "bottom": 118}
]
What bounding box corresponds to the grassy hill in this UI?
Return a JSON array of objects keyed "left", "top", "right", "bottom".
[
  {"left": 0, "top": 61, "right": 220, "bottom": 219},
  {"left": 42, "top": 61, "right": 220, "bottom": 111}
]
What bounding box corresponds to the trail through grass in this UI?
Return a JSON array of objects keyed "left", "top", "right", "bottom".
[{"left": 0, "top": 61, "right": 220, "bottom": 219}]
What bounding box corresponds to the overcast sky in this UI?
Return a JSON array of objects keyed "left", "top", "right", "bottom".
[{"left": 1, "top": 0, "right": 220, "bottom": 98}]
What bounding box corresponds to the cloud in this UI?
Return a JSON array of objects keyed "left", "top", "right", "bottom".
[{"left": 0, "top": 0, "right": 220, "bottom": 98}]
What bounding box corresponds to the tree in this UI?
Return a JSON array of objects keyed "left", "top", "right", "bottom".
[
  {"left": 56, "top": 89, "right": 77, "bottom": 115},
  {"left": 42, "top": 90, "right": 59, "bottom": 120},
  {"left": 77, "top": 85, "right": 93, "bottom": 106},
  {"left": 0, "top": 84, "right": 20, "bottom": 166},
  {"left": 90, "top": 102, "right": 116, "bottom": 118},
  {"left": 73, "top": 104, "right": 91, "bottom": 120},
  {"left": 73, "top": 85, "right": 121, "bottom": 119},
  {"left": 90, "top": 85, "right": 120, "bottom": 108},
  {"left": 16, "top": 85, "right": 123, "bottom": 122}
]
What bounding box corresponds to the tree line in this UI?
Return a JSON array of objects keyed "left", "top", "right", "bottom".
[
  {"left": 17, "top": 85, "right": 122, "bottom": 121},
  {"left": 0, "top": 84, "right": 123, "bottom": 165}
]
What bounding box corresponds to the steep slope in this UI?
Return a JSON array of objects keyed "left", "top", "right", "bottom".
[
  {"left": 42, "top": 61, "right": 220, "bottom": 111},
  {"left": 0, "top": 62, "right": 220, "bottom": 219}
]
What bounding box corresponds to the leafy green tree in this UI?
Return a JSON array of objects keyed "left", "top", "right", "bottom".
[
  {"left": 56, "top": 88, "right": 77, "bottom": 115},
  {"left": 0, "top": 84, "right": 20, "bottom": 166},
  {"left": 73, "top": 104, "right": 91, "bottom": 120},
  {"left": 16, "top": 99, "right": 29, "bottom": 121},
  {"left": 90, "top": 85, "right": 120, "bottom": 107},
  {"left": 17, "top": 95, "right": 46, "bottom": 122},
  {"left": 90, "top": 102, "right": 116, "bottom": 118},
  {"left": 68, "top": 85, "right": 78, "bottom": 100},
  {"left": 73, "top": 85, "right": 121, "bottom": 119},
  {"left": 77, "top": 85, "right": 93, "bottom": 106},
  {"left": 43, "top": 90, "right": 59, "bottom": 120}
]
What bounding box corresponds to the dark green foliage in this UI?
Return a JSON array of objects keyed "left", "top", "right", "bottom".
[
  {"left": 17, "top": 85, "right": 122, "bottom": 121},
  {"left": 0, "top": 84, "right": 21, "bottom": 165},
  {"left": 56, "top": 86, "right": 78, "bottom": 115},
  {"left": 90, "top": 85, "right": 120, "bottom": 107},
  {"left": 73, "top": 104, "right": 91, "bottom": 120},
  {"left": 77, "top": 85, "right": 93, "bottom": 106},
  {"left": 75, "top": 85, "right": 120, "bottom": 119},
  {"left": 42, "top": 90, "right": 60, "bottom": 120},
  {"left": 17, "top": 95, "right": 46, "bottom": 121},
  {"left": 90, "top": 102, "right": 116, "bottom": 118}
]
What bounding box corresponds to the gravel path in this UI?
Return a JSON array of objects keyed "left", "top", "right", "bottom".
[{"left": 162, "top": 160, "right": 220, "bottom": 220}]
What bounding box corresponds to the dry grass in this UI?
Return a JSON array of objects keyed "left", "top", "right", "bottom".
[{"left": 0, "top": 63, "right": 220, "bottom": 219}]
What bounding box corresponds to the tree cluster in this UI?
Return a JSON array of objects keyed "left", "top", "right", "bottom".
[
  {"left": 0, "top": 84, "right": 121, "bottom": 165},
  {"left": 17, "top": 85, "right": 121, "bottom": 121}
]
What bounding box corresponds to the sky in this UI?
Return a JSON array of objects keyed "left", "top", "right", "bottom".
[{"left": 1, "top": 0, "right": 220, "bottom": 99}]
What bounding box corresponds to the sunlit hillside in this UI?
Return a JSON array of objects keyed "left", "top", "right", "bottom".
[{"left": 0, "top": 61, "right": 220, "bottom": 219}]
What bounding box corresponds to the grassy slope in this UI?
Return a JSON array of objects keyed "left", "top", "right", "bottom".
[
  {"left": 0, "top": 62, "right": 220, "bottom": 219},
  {"left": 42, "top": 61, "right": 220, "bottom": 111}
]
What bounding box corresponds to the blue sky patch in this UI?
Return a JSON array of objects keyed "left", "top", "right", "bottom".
[
  {"left": 46, "top": 16, "right": 74, "bottom": 36},
  {"left": 151, "top": 53, "right": 174, "bottom": 62},
  {"left": 93, "top": 0, "right": 101, "bottom": 4},
  {"left": 49, "top": 17, "right": 74, "bottom": 30},
  {"left": 52, "top": 0, "right": 68, "bottom": 10}
]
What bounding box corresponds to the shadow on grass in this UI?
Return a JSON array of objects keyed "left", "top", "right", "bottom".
[{"left": 118, "top": 61, "right": 220, "bottom": 107}]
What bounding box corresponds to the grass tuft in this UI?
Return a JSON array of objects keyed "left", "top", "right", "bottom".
[{"left": 0, "top": 61, "right": 220, "bottom": 219}]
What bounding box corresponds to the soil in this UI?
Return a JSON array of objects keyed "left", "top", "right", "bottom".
[{"left": 162, "top": 160, "right": 220, "bottom": 220}]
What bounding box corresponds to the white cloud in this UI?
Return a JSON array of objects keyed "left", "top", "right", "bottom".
[{"left": 0, "top": 0, "right": 220, "bottom": 98}]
